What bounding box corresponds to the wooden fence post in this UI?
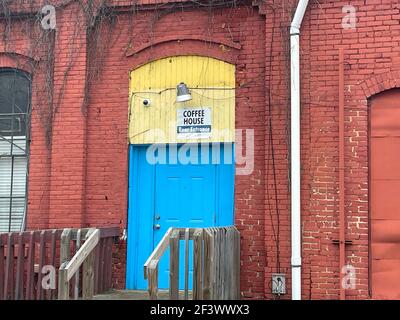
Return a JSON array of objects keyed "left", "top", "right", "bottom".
[
  {"left": 82, "top": 251, "right": 95, "bottom": 299},
  {"left": 0, "top": 234, "right": 4, "bottom": 300},
  {"left": 26, "top": 231, "right": 35, "bottom": 300},
  {"left": 169, "top": 229, "right": 180, "bottom": 300},
  {"left": 36, "top": 230, "right": 46, "bottom": 300},
  {"left": 202, "top": 229, "right": 212, "bottom": 300},
  {"left": 74, "top": 229, "right": 81, "bottom": 300},
  {"left": 4, "top": 233, "right": 13, "bottom": 300},
  {"left": 58, "top": 229, "right": 71, "bottom": 300},
  {"left": 193, "top": 229, "right": 203, "bottom": 300},
  {"left": 60, "top": 229, "right": 71, "bottom": 265},
  {"left": 58, "top": 265, "right": 69, "bottom": 300},
  {"left": 184, "top": 228, "right": 190, "bottom": 300},
  {"left": 147, "top": 260, "right": 159, "bottom": 300},
  {"left": 15, "top": 233, "right": 24, "bottom": 300},
  {"left": 50, "top": 230, "right": 57, "bottom": 300}
]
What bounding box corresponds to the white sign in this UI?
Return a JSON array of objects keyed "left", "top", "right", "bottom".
[{"left": 177, "top": 107, "right": 212, "bottom": 139}]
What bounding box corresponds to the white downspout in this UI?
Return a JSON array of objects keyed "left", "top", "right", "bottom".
[{"left": 290, "top": 0, "right": 309, "bottom": 301}]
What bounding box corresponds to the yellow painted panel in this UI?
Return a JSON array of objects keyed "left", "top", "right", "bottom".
[{"left": 129, "top": 56, "right": 235, "bottom": 144}]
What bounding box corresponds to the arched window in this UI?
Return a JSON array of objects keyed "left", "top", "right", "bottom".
[{"left": 0, "top": 68, "right": 31, "bottom": 232}]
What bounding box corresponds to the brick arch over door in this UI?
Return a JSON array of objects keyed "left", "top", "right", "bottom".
[
  {"left": 361, "top": 72, "right": 400, "bottom": 99},
  {"left": 369, "top": 87, "right": 400, "bottom": 299},
  {"left": 125, "top": 39, "right": 241, "bottom": 73}
]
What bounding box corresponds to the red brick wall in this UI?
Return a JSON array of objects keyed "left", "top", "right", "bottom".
[
  {"left": 47, "top": 3, "right": 89, "bottom": 229},
  {"left": 300, "top": 0, "right": 400, "bottom": 299},
  {"left": 0, "top": 19, "right": 52, "bottom": 230},
  {"left": 0, "top": 4, "right": 89, "bottom": 232},
  {"left": 1, "top": 1, "right": 270, "bottom": 298},
  {"left": 84, "top": 4, "right": 267, "bottom": 296},
  {"left": 261, "top": 2, "right": 295, "bottom": 300},
  {"left": 3, "top": 0, "right": 400, "bottom": 299}
]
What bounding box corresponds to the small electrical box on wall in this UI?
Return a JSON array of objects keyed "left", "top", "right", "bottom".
[{"left": 272, "top": 273, "right": 286, "bottom": 295}]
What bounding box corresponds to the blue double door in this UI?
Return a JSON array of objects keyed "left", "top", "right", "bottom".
[{"left": 126, "top": 144, "right": 234, "bottom": 290}]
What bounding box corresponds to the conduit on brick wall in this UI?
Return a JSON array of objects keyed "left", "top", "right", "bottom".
[{"left": 338, "top": 48, "right": 346, "bottom": 300}]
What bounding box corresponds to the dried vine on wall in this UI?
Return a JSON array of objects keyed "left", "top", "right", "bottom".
[{"left": 0, "top": 0, "right": 252, "bottom": 147}]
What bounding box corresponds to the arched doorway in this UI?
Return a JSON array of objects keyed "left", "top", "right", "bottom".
[
  {"left": 125, "top": 56, "right": 236, "bottom": 290},
  {"left": 370, "top": 88, "right": 400, "bottom": 299}
]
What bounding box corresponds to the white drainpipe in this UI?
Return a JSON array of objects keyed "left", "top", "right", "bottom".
[{"left": 290, "top": 0, "right": 309, "bottom": 301}]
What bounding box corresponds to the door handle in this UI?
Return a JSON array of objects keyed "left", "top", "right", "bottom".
[{"left": 154, "top": 224, "right": 161, "bottom": 230}]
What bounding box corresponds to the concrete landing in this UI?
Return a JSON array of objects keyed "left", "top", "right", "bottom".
[
  {"left": 93, "top": 290, "right": 152, "bottom": 300},
  {"left": 93, "top": 290, "right": 192, "bottom": 300}
]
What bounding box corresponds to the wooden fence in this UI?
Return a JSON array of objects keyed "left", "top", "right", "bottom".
[
  {"left": 144, "top": 226, "right": 240, "bottom": 300},
  {"left": 0, "top": 227, "right": 119, "bottom": 300}
]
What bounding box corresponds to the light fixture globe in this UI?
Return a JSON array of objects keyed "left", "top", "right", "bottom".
[{"left": 176, "top": 82, "right": 192, "bottom": 102}]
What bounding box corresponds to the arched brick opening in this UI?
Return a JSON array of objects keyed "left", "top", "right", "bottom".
[
  {"left": 362, "top": 72, "right": 400, "bottom": 100},
  {"left": 0, "top": 53, "right": 36, "bottom": 74},
  {"left": 368, "top": 87, "right": 400, "bottom": 299},
  {"left": 126, "top": 39, "right": 241, "bottom": 72}
]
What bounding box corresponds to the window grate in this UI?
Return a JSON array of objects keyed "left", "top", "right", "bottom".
[{"left": 0, "top": 68, "right": 31, "bottom": 233}]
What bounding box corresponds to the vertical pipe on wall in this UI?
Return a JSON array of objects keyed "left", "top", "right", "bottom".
[
  {"left": 290, "top": 0, "right": 309, "bottom": 301},
  {"left": 338, "top": 48, "right": 346, "bottom": 300}
]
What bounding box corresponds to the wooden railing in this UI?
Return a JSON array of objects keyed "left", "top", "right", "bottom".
[
  {"left": 144, "top": 226, "right": 240, "bottom": 300},
  {"left": 0, "top": 227, "right": 119, "bottom": 300}
]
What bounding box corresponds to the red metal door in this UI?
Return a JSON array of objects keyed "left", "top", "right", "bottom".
[{"left": 371, "top": 88, "right": 400, "bottom": 299}]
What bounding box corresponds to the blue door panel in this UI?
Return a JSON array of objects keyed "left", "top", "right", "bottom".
[
  {"left": 216, "top": 144, "right": 235, "bottom": 226},
  {"left": 126, "top": 146, "right": 156, "bottom": 290},
  {"left": 154, "top": 150, "right": 216, "bottom": 289},
  {"left": 126, "top": 144, "right": 234, "bottom": 290}
]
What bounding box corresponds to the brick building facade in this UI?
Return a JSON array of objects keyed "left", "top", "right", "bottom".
[{"left": 1, "top": 0, "right": 400, "bottom": 299}]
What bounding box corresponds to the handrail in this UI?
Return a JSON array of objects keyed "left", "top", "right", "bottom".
[
  {"left": 144, "top": 226, "right": 240, "bottom": 300},
  {"left": 63, "top": 229, "right": 100, "bottom": 282},
  {"left": 143, "top": 227, "right": 200, "bottom": 280},
  {"left": 0, "top": 226, "right": 119, "bottom": 300},
  {"left": 144, "top": 227, "right": 173, "bottom": 280},
  {"left": 58, "top": 227, "right": 119, "bottom": 300}
]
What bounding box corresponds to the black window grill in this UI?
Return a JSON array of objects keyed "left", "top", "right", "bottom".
[{"left": 0, "top": 68, "right": 31, "bottom": 233}]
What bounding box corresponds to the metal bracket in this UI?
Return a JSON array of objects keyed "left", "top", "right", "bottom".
[{"left": 331, "top": 239, "right": 353, "bottom": 245}]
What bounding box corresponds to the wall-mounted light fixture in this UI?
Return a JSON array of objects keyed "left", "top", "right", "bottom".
[{"left": 176, "top": 82, "right": 192, "bottom": 102}]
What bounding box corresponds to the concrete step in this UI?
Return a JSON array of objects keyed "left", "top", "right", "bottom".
[
  {"left": 93, "top": 290, "right": 151, "bottom": 300},
  {"left": 93, "top": 289, "right": 192, "bottom": 300}
]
